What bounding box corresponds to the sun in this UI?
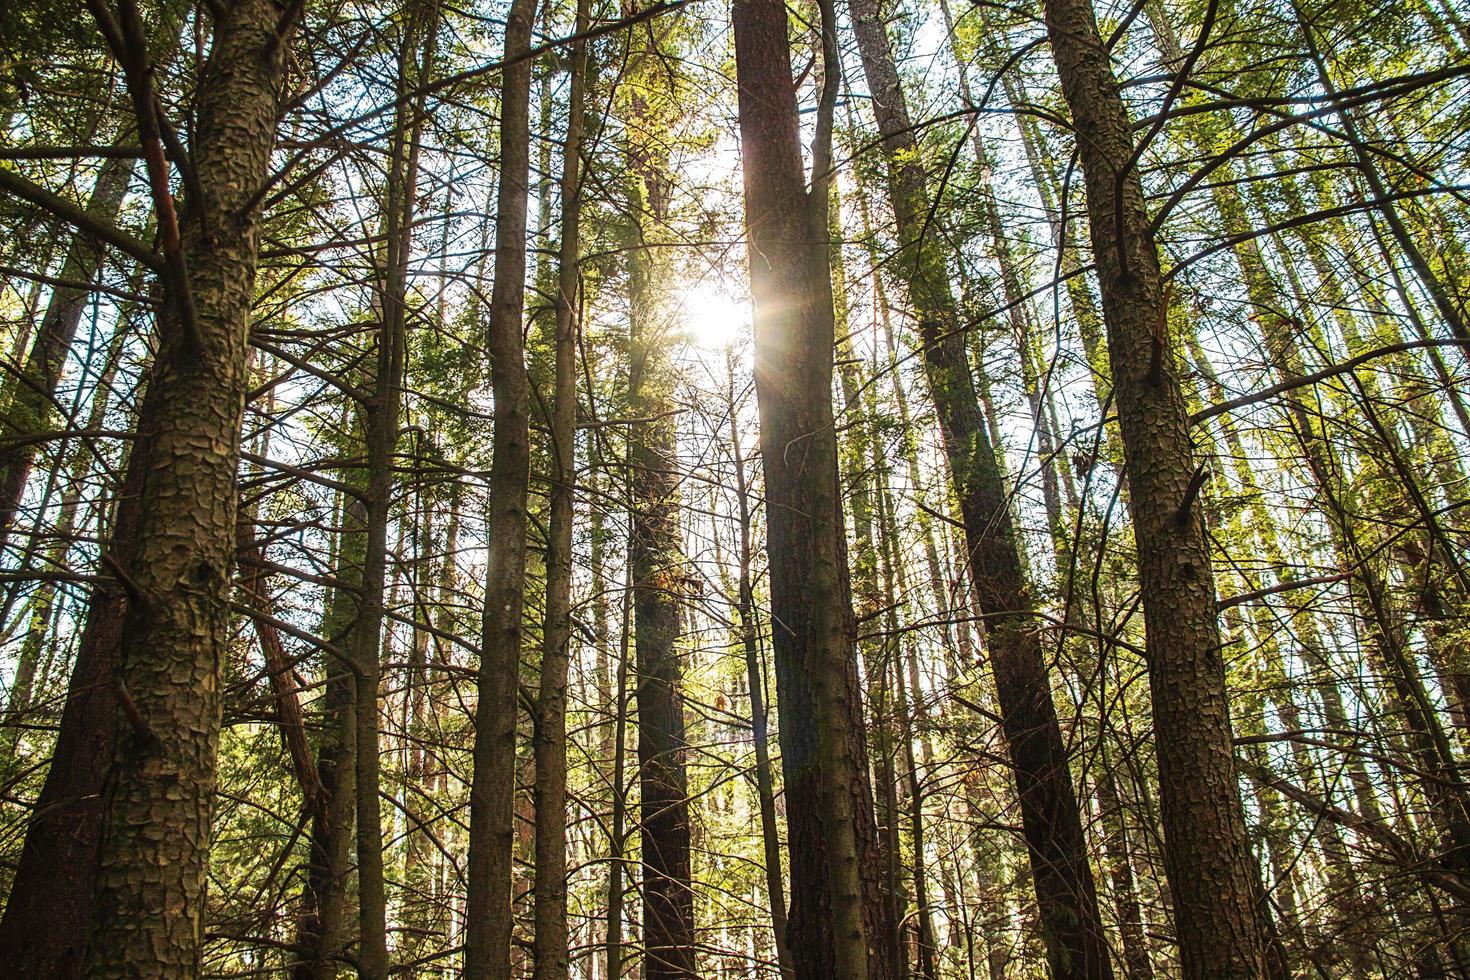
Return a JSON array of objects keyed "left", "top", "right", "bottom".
[{"left": 677, "top": 283, "right": 751, "bottom": 350}]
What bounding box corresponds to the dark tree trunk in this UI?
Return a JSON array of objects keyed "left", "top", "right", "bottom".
[
  {"left": 465, "top": 0, "right": 538, "bottom": 974},
  {"left": 731, "top": 1, "right": 899, "bottom": 976},
  {"left": 291, "top": 491, "right": 363, "bottom": 980},
  {"left": 845, "top": 2, "right": 1114, "bottom": 975},
  {"left": 1041, "top": 0, "right": 1270, "bottom": 974},
  {"left": 624, "top": 106, "right": 697, "bottom": 980},
  {"left": 350, "top": 5, "right": 439, "bottom": 973},
  {"left": 0, "top": 457, "right": 137, "bottom": 979}
]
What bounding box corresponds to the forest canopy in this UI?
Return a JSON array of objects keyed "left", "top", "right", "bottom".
[{"left": 1, "top": 0, "right": 1469, "bottom": 976}]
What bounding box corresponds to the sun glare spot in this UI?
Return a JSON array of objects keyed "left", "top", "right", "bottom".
[{"left": 677, "top": 285, "right": 751, "bottom": 350}]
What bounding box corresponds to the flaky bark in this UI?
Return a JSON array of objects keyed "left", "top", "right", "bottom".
[
  {"left": 78, "top": 1, "right": 297, "bottom": 974},
  {"left": 1041, "top": 1, "right": 1269, "bottom": 974}
]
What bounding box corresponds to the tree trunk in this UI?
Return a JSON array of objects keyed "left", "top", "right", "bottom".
[
  {"left": 731, "top": 1, "right": 898, "bottom": 975},
  {"left": 0, "top": 442, "right": 139, "bottom": 979},
  {"left": 604, "top": 548, "right": 634, "bottom": 980},
  {"left": 832, "top": 186, "right": 908, "bottom": 976},
  {"left": 465, "top": 0, "right": 538, "bottom": 973},
  {"left": 532, "top": 2, "right": 588, "bottom": 975},
  {"left": 292, "top": 474, "right": 363, "bottom": 980},
  {"left": 1040, "top": 0, "right": 1270, "bottom": 974},
  {"left": 347, "top": 9, "right": 439, "bottom": 971},
  {"left": 623, "top": 98, "right": 698, "bottom": 980},
  {"left": 78, "top": 1, "right": 296, "bottom": 974},
  {"left": 728, "top": 355, "right": 796, "bottom": 979},
  {"left": 845, "top": 2, "right": 1113, "bottom": 975}
]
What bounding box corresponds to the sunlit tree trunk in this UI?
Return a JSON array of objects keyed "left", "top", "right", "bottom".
[
  {"left": 846, "top": 3, "right": 1113, "bottom": 975},
  {"left": 1041, "top": 0, "right": 1271, "bottom": 973},
  {"left": 617, "top": 11, "right": 697, "bottom": 974},
  {"left": 732, "top": 0, "right": 897, "bottom": 974},
  {"left": 728, "top": 350, "right": 796, "bottom": 979}
]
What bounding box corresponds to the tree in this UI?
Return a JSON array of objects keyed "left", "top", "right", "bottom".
[
  {"left": 532, "top": 0, "right": 589, "bottom": 974},
  {"left": 2, "top": 0, "right": 1470, "bottom": 976},
  {"left": 466, "top": 0, "right": 540, "bottom": 974},
  {"left": 731, "top": 0, "right": 898, "bottom": 975},
  {"left": 1041, "top": 0, "right": 1272, "bottom": 973},
  {"left": 846, "top": 2, "right": 1113, "bottom": 975}
]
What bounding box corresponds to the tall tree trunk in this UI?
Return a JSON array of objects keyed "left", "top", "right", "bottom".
[
  {"left": 76, "top": 1, "right": 297, "bottom": 974},
  {"left": 465, "top": 0, "right": 538, "bottom": 972},
  {"left": 292, "top": 470, "right": 364, "bottom": 980},
  {"left": 895, "top": 674, "right": 937, "bottom": 980},
  {"left": 1040, "top": 1, "right": 1270, "bottom": 974},
  {"left": 1093, "top": 768, "right": 1154, "bottom": 980},
  {"left": 731, "top": 1, "right": 898, "bottom": 976},
  {"left": 845, "top": 3, "right": 1113, "bottom": 975},
  {"left": 623, "top": 105, "right": 698, "bottom": 980},
  {"left": 348, "top": 9, "right": 439, "bottom": 972},
  {"left": 532, "top": 2, "right": 588, "bottom": 975},
  {"left": 604, "top": 546, "right": 634, "bottom": 980},
  {"left": 397, "top": 472, "right": 436, "bottom": 974},
  {"left": 729, "top": 358, "right": 796, "bottom": 978},
  {"left": 0, "top": 360, "right": 142, "bottom": 980},
  {"left": 831, "top": 177, "right": 909, "bottom": 976}
]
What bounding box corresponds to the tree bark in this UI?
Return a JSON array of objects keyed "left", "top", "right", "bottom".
[
  {"left": 352, "top": 5, "right": 438, "bottom": 971},
  {"left": 77, "top": 1, "right": 296, "bottom": 974},
  {"left": 0, "top": 438, "right": 139, "bottom": 980},
  {"left": 1040, "top": 0, "right": 1270, "bottom": 974},
  {"left": 604, "top": 549, "right": 634, "bottom": 980},
  {"left": 731, "top": 1, "right": 898, "bottom": 976},
  {"left": 532, "top": 1, "right": 588, "bottom": 975},
  {"left": 623, "top": 82, "right": 698, "bottom": 980},
  {"left": 465, "top": 0, "right": 538, "bottom": 973},
  {"left": 729, "top": 354, "right": 796, "bottom": 979},
  {"left": 292, "top": 470, "right": 363, "bottom": 980}
]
